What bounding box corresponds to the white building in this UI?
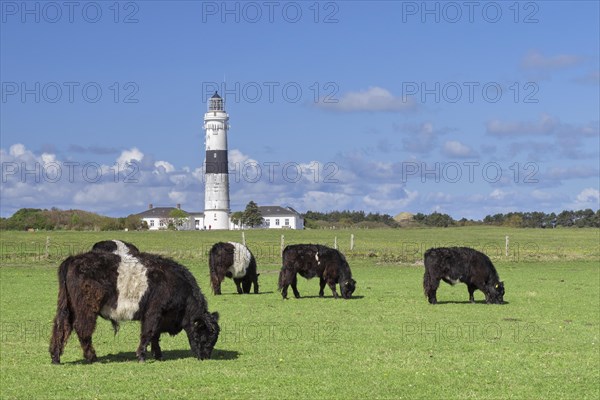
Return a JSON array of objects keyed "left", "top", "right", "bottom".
[
  {"left": 137, "top": 204, "right": 303, "bottom": 230},
  {"left": 136, "top": 204, "right": 197, "bottom": 231},
  {"left": 230, "top": 206, "right": 304, "bottom": 230}
]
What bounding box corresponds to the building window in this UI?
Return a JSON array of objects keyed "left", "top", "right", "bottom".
[
  {"left": 159, "top": 220, "right": 164, "bottom": 227},
  {"left": 265, "top": 219, "right": 270, "bottom": 227},
  {"left": 275, "top": 219, "right": 280, "bottom": 226},
  {"left": 150, "top": 220, "right": 154, "bottom": 227},
  {"left": 284, "top": 219, "right": 289, "bottom": 226}
]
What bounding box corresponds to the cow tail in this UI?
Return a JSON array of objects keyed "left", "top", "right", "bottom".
[
  {"left": 49, "top": 259, "right": 73, "bottom": 364},
  {"left": 277, "top": 269, "right": 284, "bottom": 291},
  {"left": 277, "top": 265, "right": 288, "bottom": 292},
  {"left": 423, "top": 268, "right": 432, "bottom": 297}
]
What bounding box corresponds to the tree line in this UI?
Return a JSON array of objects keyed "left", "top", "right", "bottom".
[
  {"left": 1, "top": 207, "right": 598, "bottom": 231},
  {"left": 0, "top": 208, "right": 146, "bottom": 231}
]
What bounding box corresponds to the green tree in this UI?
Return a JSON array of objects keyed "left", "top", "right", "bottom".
[
  {"left": 230, "top": 211, "right": 244, "bottom": 228},
  {"left": 243, "top": 201, "right": 264, "bottom": 228},
  {"left": 169, "top": 208, "right": 189, "bottom": 230},
  {"left": 124, "top": 214, "right": 144, "bottom": 231}
]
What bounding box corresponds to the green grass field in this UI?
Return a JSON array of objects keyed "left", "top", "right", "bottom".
[{"left": 1, "top": 227, "right": 599, "bottom": 399}]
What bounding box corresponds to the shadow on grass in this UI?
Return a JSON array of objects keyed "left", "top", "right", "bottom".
[
  {"left": 214, "top": 291, "right": 274, "bottom": 296},
  {"left": 65, "top": 349, "right": 240, "bottom": 364},
  {"left": 287, "top": 295, "right": 365, "bottom": 300},
  {"left": 434, "top": 300, "right": 510, "bottom": 305}
]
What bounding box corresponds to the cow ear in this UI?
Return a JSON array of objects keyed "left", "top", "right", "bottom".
[{"left": 211, "top": 312, "right": 220, "bottom": 321}]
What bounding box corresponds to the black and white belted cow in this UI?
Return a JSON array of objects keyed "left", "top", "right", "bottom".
[
  {"left": 208, "top": 242, "right": 259, "bottom": 295},
  {"left": 49, "top": 243, "right": 220, "bottom": 364},
  {"left": 423, "top": 247, "right": 505, "bottom": 304},
  {"left": 278, "top": 244, "right": 356, "bottom": 299}
]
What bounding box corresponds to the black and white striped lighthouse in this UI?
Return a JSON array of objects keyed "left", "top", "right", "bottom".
[{"left": 203, "top": 91, "right": 230, "bottom": 230}]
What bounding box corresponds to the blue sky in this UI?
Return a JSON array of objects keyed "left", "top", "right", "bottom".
[{"left": 1, "top": 1, "right": 599, "bottom": 219}]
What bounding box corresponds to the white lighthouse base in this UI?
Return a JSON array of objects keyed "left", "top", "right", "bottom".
[{"left": 204, "top": 210, "right": 230, "bottom": 230}]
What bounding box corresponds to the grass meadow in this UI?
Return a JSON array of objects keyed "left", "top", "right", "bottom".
[{"left": 0, "top": 227, "right": 598, "bottom": 399}]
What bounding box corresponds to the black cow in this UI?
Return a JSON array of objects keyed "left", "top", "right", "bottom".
[
  {"left": 423, "top": 247, "right": 505, "bottom": 304},
  {"left": 49, "top": 248, "right": 220, "bottom": 364},
  {"left": 278, "top": 244, "right": 356, "bottom": 299},
  {"left": 91, "top": 239, "right": 139, "bottom": 255},
  {"left": 209, "top": 242, "right": 259, "bottom": 295}
]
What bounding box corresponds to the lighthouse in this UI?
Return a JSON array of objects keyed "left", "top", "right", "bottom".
[{"left": 203, "top": 91, "right": 230, "bottom": 230}]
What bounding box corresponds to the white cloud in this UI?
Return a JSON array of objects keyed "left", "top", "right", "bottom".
[
  {"left": 521, "top": 50, "right": 583, "bottom": 70},
  {"left": 362, "top": 186, "right": 418, "bottom": 212},
  {"left": 487, "top": 114, "right": 558, "bottom": 136},
  {"left": 318, "top": 86, "right": 417, "bottom": 113},
  {"left": 531, "top": 190, "right": 554, "bottom": 201},
  {"left": 575, "top": 188, "right": 599, "bottom": 205},
  {"left": 489, "top": 189, "right": 508, "bottom": 201},
  {"left": 168, "top": 191, "right": 187, "bottom": 204},
  {"left": 117, "top": 147, "right": 144, "bottom": 165},
  {"left": 442, "top": 140, "right": 477, "bottom": 158},
  {"left": 9, "top": 144, "right": 27, "bottom": 157},
  {"left": 154, "top": 161, "right": 175, "bottom": 173}
]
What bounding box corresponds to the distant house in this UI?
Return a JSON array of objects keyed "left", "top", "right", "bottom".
[
  {"left": 135, "top": 204, "right": 202, "bottom": 231},
  {"left": 136, "top": 204, "right": 303, "bottom": 230},
  {"left": 258, "top": 206, "right": 304, "bottom": 230}
]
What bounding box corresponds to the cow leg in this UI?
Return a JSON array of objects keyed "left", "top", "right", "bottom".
[
  {"left": 327, "top": 280, "right": 339, "bottom": 299},
  {"left": 137, "top": 315, "right": 161, "bottom": 362},
  {"left": 234, "top": 278, "right": 243, "bottom": 294},
  {"left": 281, "top": 283, "right": 289, "bottom": 299},
  {"left": 426, "top": 279, "right": 440, "bottom": 305},
  {"left": 151, "top": 335, "right": 163, "bottom": 361},
  {"left": 241, "top": 277, "right": 253, "bottom": 294},
  {"left": 73, "top": 314, "right": 98, "bottom": 363},
  {"left": 253, "top": 274, "right": 259, "bottom": 294},
  {"left": 291, "top": 275, "right": 301, "bottom": 298},
  {"left": 468, "top": 285, "right": 477, "bottom": 303},
  {"left": 319, "top": 278, "right": 326, "bottom": 297}
]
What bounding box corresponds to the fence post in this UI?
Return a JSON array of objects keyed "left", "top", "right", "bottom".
[
  {"left": 241, "top": 231, "right": 246, "bottom": 246},
  {"left": 45, "top": 236, "right": 50, "bottom": 259},
  {"left": 505, "top": 235, "right": 509, "bottom": 257},
  {"left": 280, "top": 235, "right": 285, "bottom": 256},
  {"left": 334, "top": 236, "right": 337, "bottom": 249},
  {"left": 350, "top": 234, "right": 354, "bottom": 251}
]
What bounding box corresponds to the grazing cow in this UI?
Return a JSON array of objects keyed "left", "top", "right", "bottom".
[
  {"left": 423, "top": 247, "right": 505, "bottom": 304},
  {"left": 91, "top": 239, "right": 139, "bottom": 255},
  {"left": 278, "top": 244, "right": 356, "bottom": 299},
  {"left": 49, "top": 248, "right": 220, "bottom": 364},
  {"left": 209, "top": 242, "right": 259, "bottom": 295}
]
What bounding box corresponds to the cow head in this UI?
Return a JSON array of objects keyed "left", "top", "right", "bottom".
[
  {"left": 188, "top": 312, "right": 220, "bottom": 360},
  {"left": 486, "top": 281, "right": 505, "bottom": 304},
  {"left": 340, "top": 278, "right": 356, "bottom": 299}
]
